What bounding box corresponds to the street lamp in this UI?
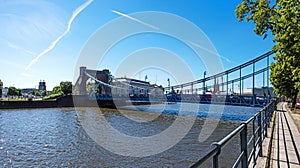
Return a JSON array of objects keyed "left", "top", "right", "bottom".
[
  {"left": 144, "top": 75, "right": 148, "bottom": 96},
  {"left": 203, "top": 71, "right": 206, "bottom": 94},
  {"left": 167, "top": 78, "right": 170, "bottom": 93}
]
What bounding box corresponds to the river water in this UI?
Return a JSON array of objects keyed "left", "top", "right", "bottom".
[{"left": 0, "top": 103, "right": 261, "bottom": 167}]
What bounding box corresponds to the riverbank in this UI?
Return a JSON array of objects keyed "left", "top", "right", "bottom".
[
  {"left": 0, "top": 95, "right": 157, "bottom": 109},
  {"left": 0, "top": 100, "right": 58, "bottom": 109},
  {"left": 0, "top": 95, "right": 121, "bottom": 109}
]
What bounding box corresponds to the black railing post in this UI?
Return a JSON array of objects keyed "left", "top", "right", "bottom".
[
  {"left": 240, "top": 123, "right": 248, "bottom": 168},
  {"left": 258, "top": 111, "right": 263, "bottom": 157},
  {"left": 274, "top": 99, "right": 277, "bottom": 111},
  {"left": 264, "top": 108, "right": 267, "bottom": 137},
  {"left": 252, "top": 119, "right": 256, "bottom": 166},
  {"left": 211, "top": 143, "right": 221, "bottom": 168},
  {"left": 267, "top": 105, "right": 271, "bottom": 128}
]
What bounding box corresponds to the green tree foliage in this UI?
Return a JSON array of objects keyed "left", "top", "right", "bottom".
[
  {"left": 0, "top": 80, "right": 3, "bottom": 97},
  {"left": 86, "top": 82, "right": 94, "bottom": 94},
  {"left": 28, "top": 90, "right": 47, "bottom": 97},
  {"left": 95, "top": 84, "right": 102, "bottom": 94},
  {"left": 28, "top": 90, "right": 34, "bottom": 95},
  {"left": 60, "top": 81, "right": 72, "bottom": 95},
  {"left": 7, "top": 86, "right": 21, "bottom": 97},
  {"left": 235, "top": 0, "right": 300, "bottom": 107},
  {"left": 52, "top": 81, "right": 72, "bottom": 95},
  {"left": 47, "top": 81, "right": 72, "bottom": 99},
  {"left": 43, "top": 93, "right": 62, "bottom": 100},
  {"left": 85, "top": 82, "right": 104, "bottom": 95},
  {"left": 53, "top": 86, "right": 62, "bottom": 94}
]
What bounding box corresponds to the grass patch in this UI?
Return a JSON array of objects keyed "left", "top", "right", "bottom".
[
  {"left": 286, "top": 104, "right": 300, "bottom": 133},
  {"left": 290, "top": 108, "right": 300, "bottom": 114},
  {"left": 43, "top": 93, "right": 63, "bottom": 100},
  {"left": 1, "top": 97, "right": 28, "bottom": 101}
]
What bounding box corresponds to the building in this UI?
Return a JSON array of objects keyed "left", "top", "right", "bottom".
[
  {"left": 2, "top": 87, "right": 8, "bottom": 98},
  {"left": 113, "top": 78, "right": 149, "bottom": 96},
  {"left": 38, "top": 80, "right": 46, "bottom": 91},
  {"left": 21, "top": 88, "right": 36, "bottom": 94},
  {"left": 75, "top": 67, "right": 111, "bottom": 95},
  {"left": 113, "top": 77, "right": 163, "bottom": 97},
  {"left": 20, "top": 88, "right": 37, "bottom": 98}
]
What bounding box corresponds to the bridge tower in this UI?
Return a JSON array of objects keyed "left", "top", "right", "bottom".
[
  {"left": 74, "top": 66, "right": 111, "bottom": 95},
  {"left": 78, "top": 66, "right": 89, "bottom": 95}
]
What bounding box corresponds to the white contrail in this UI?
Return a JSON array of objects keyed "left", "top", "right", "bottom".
[
  {"left": 111, "top": 10, "right": 159, "bottom": 30},
  {"left": 25, "top": 0, "right": 93, "bottom": 70},
  {"left": 7, "top": 41, "right": 36, "bottom": 55},
  {"left": 186, "top": 40, "right": 233, "bottom": 63}
]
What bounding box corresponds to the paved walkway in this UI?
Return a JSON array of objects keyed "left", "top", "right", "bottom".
[{"left": 270, "top": 102, "right": 300, "bottom": 168}]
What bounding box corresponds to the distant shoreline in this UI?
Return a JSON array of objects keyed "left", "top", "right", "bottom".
[
  {"left": 0, "top": 95, "right": 109, "bottom": 109},
  {"left": 0, "top": 95, "right": 154, "bottom": 109}
]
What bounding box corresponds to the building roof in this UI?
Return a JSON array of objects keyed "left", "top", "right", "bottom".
[{"left": 116, "top": 77, "right": 150, "bottom": 85}]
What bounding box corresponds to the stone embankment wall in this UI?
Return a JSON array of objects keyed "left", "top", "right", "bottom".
[
  {"left": 0, "top": 95, "right": 125, "bottom": 109},
  {"left": 0, "top": 100, "right": 58, "bottom": 109}
]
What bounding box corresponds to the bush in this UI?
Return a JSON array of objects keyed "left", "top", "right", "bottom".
[{"left": 43, "top": 93, "right": 63, "bottom": 100}]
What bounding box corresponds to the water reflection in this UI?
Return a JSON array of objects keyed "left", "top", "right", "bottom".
[{"left": 0, "top": 103, "right": 260, "bottom": 167}]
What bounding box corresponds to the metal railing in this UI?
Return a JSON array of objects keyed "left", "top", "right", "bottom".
[
  {"left": 191, "top": 98, "right": 279, "bottom": 168},
  {"left": 88, "top": 93, "right": 272, "bottom": 107}
]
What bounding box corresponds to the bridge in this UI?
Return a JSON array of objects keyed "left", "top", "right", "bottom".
[
  {"left": 74, "top": 51, "right": 276, "bottom": 107},
  {"left": 72, "top": 51, "right": 300, "bottom": 168}
]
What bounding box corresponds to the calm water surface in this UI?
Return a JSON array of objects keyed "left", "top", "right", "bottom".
[{"left": 0, "top": 103, "right": 261, "bottom": 167}]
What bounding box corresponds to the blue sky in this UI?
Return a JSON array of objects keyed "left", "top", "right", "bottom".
[{"left": 0, "top": 0, "right": 274, "bottom": 90}]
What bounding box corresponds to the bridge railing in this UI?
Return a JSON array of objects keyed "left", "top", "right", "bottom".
[
  {"left": 191, "top": 98, "right": 279, "bottom": 168},
  {"left": 87, "top": 93, "right": 272, "bottom": 107}
]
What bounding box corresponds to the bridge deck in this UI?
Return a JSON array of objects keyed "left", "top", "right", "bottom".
[{"left": 270, "top": 103, "right": 300, "bottom": 168}]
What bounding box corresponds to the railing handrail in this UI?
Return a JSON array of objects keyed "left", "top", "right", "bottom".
[
  {"left": 191, "top": 98, "right": 279, "bottom": 168},
  {"left": 191, "top": 145, "right": 219, "bottom": 168},
  {"left": 218, "top": 124, "right": 245, "bottom": 147}
]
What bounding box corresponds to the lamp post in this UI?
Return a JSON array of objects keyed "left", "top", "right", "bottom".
[
  {"left": 144, "top": 75, "right": 148, "bottom": 96},
  {"left": 203, "top": 71, "right": 206, "bottom": 94},
  {"left": 167, "top": 78, "right": 170, "bottom": 93}
]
